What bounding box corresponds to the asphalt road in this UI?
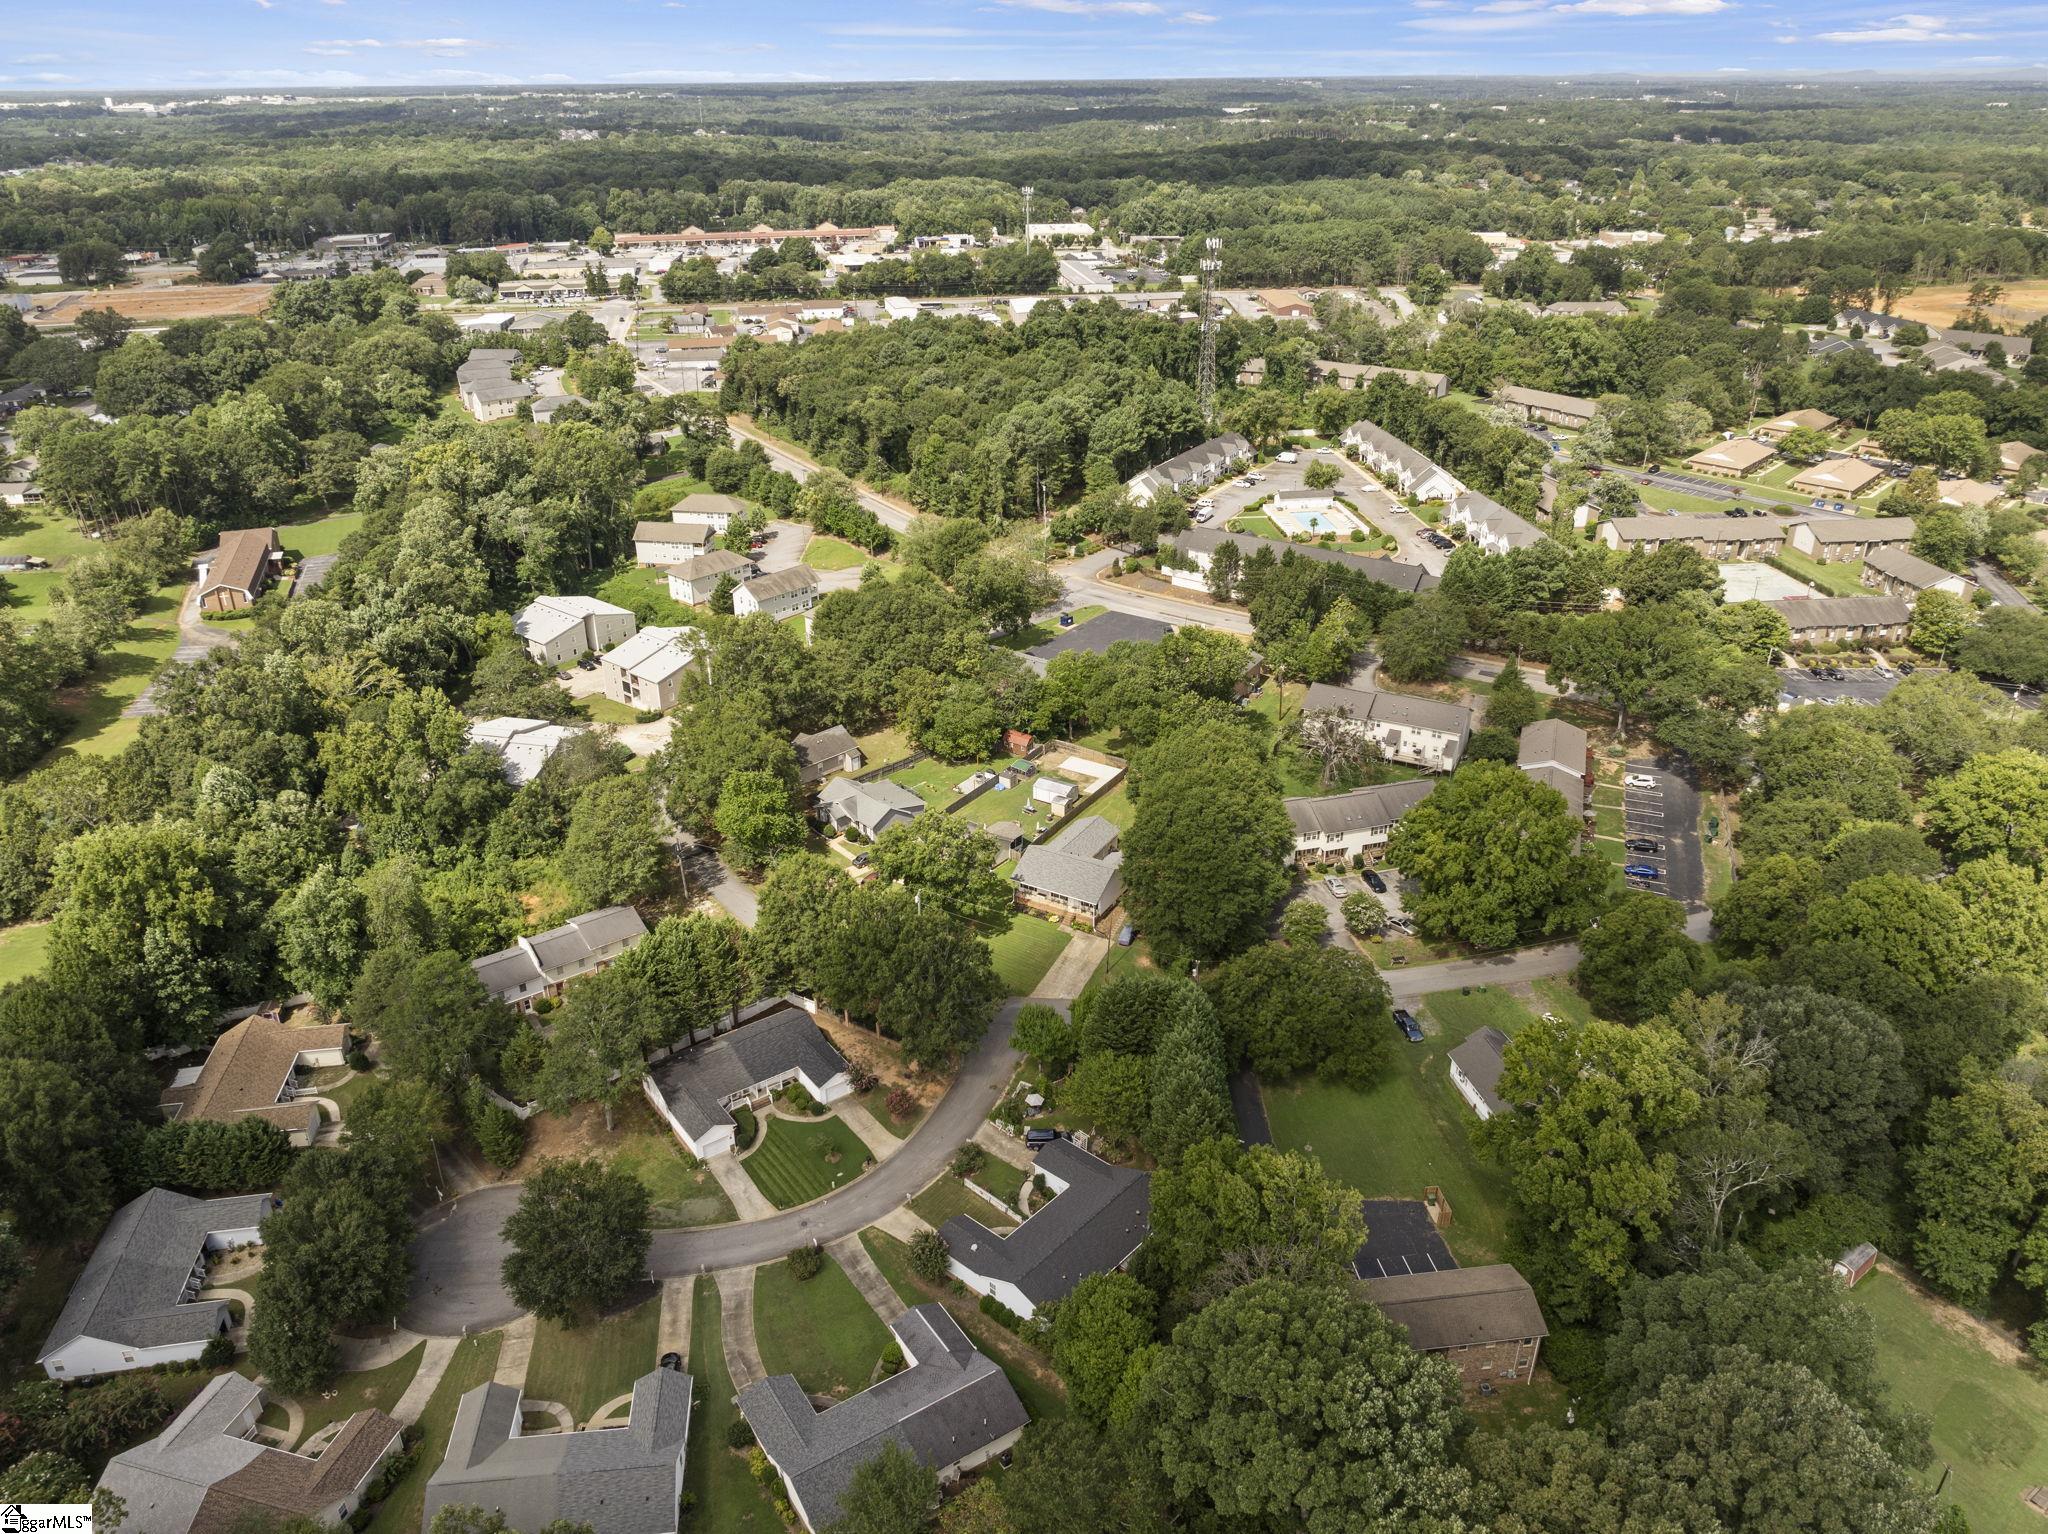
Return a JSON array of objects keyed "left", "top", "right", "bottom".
[
  {"left": 725, "top": 420, "right": 916, "bottom": 535},
  {"left": 1622, "top": 758, "right": 1705, "bottom": 908},
  {"left": 1379, "top": 909, "right": 1714, "bottom": 1001},
  {"left": 400, "top": 999, "right": 1030, "bottom": 1335},
  {"left": 1972, "top": 559, "right": 2035, "bottom": 610}
]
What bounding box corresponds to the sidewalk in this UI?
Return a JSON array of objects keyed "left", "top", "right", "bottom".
[
  {"left": 492, "top": 1314, "right": 535, "bottom": 1391},
  {"left": 390, "top": 1336, "right": 461, "bottom": 1426}
]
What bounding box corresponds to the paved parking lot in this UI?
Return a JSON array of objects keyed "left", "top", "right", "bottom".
[
  {"left": 1197, "top": 450, "right": 1446, "bottom": 572},
  {"left": 1620, "top": 760, "right": 1704, "bottom": 907}
]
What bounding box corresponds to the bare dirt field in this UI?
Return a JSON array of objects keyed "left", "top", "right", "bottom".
[
  {"left": 29, "top": 283, "right": 272, "bottom": 326},
  {"left": 1890, "top": 281, "right": 2048, "bottom": 330}
]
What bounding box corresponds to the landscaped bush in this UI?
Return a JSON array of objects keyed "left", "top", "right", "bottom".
[
  {"left": 782, "top": 1082, "right": 819, "bottom": 1115},
  {"left": 786, "top": 1245, "right": 823, "bottom": 1282},
  {"left": 885, "top": 1087, "right": 917, "bottom": 1121},
  {"left": 910, "top": 1230, "right": 951, "bottom": 1283},
  {"left": 880, "top": 1340, "right": 904, "bottom": 1376},
  {"left": 978, "top": 1294, "right": 1024, "bottom": 1333},
  {"left": 951, "top": 1144, "right": 985, "bottom": 1178},
  {"left": 748, "top": 1446, "right": 777, "bottom": 1486},
  {"left": 199, "top": 1335, "right": 236, "bottom": 1369},
  {"left": 726, "top": 1417, "right": 757, "bottom": 1449},
  {"left": 849, "top": 1064, "right": 878, "bottom": 1094},
  {"left": 732, "top": 1105, "right": 759, "bottom": 1149}
]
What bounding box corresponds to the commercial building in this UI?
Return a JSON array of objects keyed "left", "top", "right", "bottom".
[
  {"left": 471, "top": 905, "right": 648, "bottom": 1011},
  {"left": 1283, "top": 779, "right": 1435, "bottom": 863},
  {"left": 1011, "top": 815, "right": 1124, "bottom": 923},
  {"left": 601, "top": 626, "right": 698, "bottom": 713},
  {"left": 1684, "top": 438, "right": 1778, "bottom": 479},
  {"left": 733, "top": 566, "right": 819, "bottom": 620},
  {"left": 159, "top": 1017, "right": 351, "bottom": 1147},
  {"left": 1341, "top": 419, "right": 1463, "bottom": 501},
  {"left": 512, "top": 595, "right": 636, "bottom": 667},
  {"left": 39, "top": 1190, "right": 275, "bottom": 1379},
  {"left": 645, "top": 1006, "right": 853, "bottom": 1159},
  {"left": 941, "top": 1140, "right": 1150, "bottom": 1319},
  {"left": 195, "top": 527, "right": 283, "bottom": 612},
  {"left": 740, "top": 1304, "right": 1029, "bottom": 1532},
  {"left": 1301, "top": 682, "right": 1472, "bottom": 772},
  {"left": 1363, "top": 1266, "right": 1548, "bottom": 1388},
  {"left": 1495, "top": 385, "right": 1598, "bottom": 431}
]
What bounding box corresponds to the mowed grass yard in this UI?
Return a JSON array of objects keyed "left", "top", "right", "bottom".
[
  {"left": 1852, "top": 1270, "right": 2048, "bottom": 1534},
  {"left": 366, "top": 1331, "right": 501, "bottom": 1534},
  {"left": 1261, "top": 983, "right": 1545, "bottom": 1266},
  {"left": 742, "top": 1115, "right": 874, "bottom": 1208},
  {"left": 752, "top": 1255, "right": 893, "bottom": 1400},
  {"left": 982, "top": 915, "right": 1070, "bottom": 997},
  {"left": 800, "top": 535, "right": 875, "bottom": 572},
  {"left": 0, "top": 922, "right": 53, "bottom": 986},
  {"left": 524, "top": 1292, "right": 662, "bottom": 1423},
  {"left": 681, "top": 1274, "right": 785, "bottom": 1534},
  {"left": 288, "top": 1342, "right": 422, "bottom": 1448}
]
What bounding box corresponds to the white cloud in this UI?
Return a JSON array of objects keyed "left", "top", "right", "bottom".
[
  {"left": 305, "top": 35, "right": 488, "bottom": 55},
  {"left": 827, "top": 22, "right": 975, "bottom": 34},
  {"left": 1553, "top": 0, "right": 1730, "bottom": 14},
  {"left": 1174, "top": 9, "right": 1222, "bottom": 20},
  {"left": 1814, "top": 11, "right": 1983, "bottom": 38},
  {"left": 989, "top": 0, "right": 1167, "bottom": 13}
]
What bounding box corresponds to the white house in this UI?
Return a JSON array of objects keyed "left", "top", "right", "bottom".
[
  {"left": 665, "top": 549, "right": 757, "bottom": 606},
  {"left": 733, "top": 566, "right": 818, "bottom": 619},
  {"left": 1341, "top": 419, "right": 1463, "bottom": 501},
  {"left": 644, "top": 1006, "right": 853, "bottom": 1159},
  {"left": 633, "top": 520, "right": 715, "bottom": 568},
  {"left": 1301, "top": 682, "right": 1472, "bottom": 771},
  {"left": 1450, "top": 1027, "right": 1510, "bottom": 1119},
  {"left": 471, "top": 905, "right": 649, "bottom": 1011},
  {"left": 513, "top": 595, "right": 636, "bottom": 667},
  {"left": 669, "top": 492, "right": 748, "bottom": 532},
  {"left": 1284, "top": 780, "right": 1435, "bottom": 863},
  {"left": 941, "top": 1140, "right": 1150, "bottom": 1320},
  {"left": 1124, "top": 432, "right": 1253, "bottom": 500},
  {"left": 467, "top": 717, "right": 587, "bottom": 787},
  {"left": 1444, "top": 490, "right": 1545, "bottom": 553},
  {"left": 39, "top": 1189, "right": 275, "bottom": 1379},
  {"left": 601, "top": 626, "right": 698, "bottom": 713}
]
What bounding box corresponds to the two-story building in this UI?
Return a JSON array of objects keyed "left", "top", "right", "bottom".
[
  {"left": 1301, "top": 682, "right": 1472, "bottom": 772},
  {"left": 1862, "top": 545, "right": 1977, "bottom": 601},
  {"left": 601, "top": 626, "right": 698, "bottom": 713},
  {"left": 1284, "top": 780, "right": 1436, "bottom": 864},
  {"left": 471, "top": 905, "right": 649, "bottom": 1011},
  {"left": 1444, "top": 490, "right": 1545, "bottom": 553},
  {"left": 512, "top": 594, "right": 636, "bottom": 666},
  {"left": 1340, "top": 420, "right": 1463, "bottom": 501},
  {"left": 733, "top": 566, "right": 819, "bottom": 619}
]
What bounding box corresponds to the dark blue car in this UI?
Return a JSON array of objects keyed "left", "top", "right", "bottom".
[
  {"left": 1393, "top": 1009, "right": 1424, "bottom": 1042},
  {"left": 1623, "top": 863, "right": 1660, "bottom": 880}
]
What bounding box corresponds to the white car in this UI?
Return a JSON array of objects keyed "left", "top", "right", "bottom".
[
  {"left": 1194, "top": 508, "right": 1213, "bottom": 523},
  {"left": 1624, "top": 772, "right": 1657, "bottom": 789}
]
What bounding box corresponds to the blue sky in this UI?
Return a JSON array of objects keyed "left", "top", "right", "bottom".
[{"left": 2, "top": 0, "right": 2043, "bottom": 88}]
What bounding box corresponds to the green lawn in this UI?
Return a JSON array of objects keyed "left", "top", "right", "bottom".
[
  {"left": 587, "top": 562, "right": 697, "bottom": 626},
  {"left": 885, "top": 755, "right": 1008, "bottom": 810},
  {"left": 1772, "top": 546, "right": 1868, "bottom": 597},
  {"left": 860, "top": 1230, "right": 1068, "bottom": 1425},
  {"left": 1262, "top": 983, "right": 1545, "bottom": 1266},
  {"left": 742, "top": 1115, "right": 874, "bottom": 1208},
  {"left": 853, "top": 726, "right": 913, "bottom": 770},
  {"left": 1228, "top": 512, "right": 1285, "bottom": 539},
  {"left": 290, "top": 1343, "right": 422, "bottom": 1448},
  {"left": 910, "top": 1175, "right": 1018, "bottom": 1231},
  {"left": 582, "top": 694, "right": 644, "bottom": 725},
  {"left": 366, "top": 1331, "right": 501, "bottom": 1534},
  {"left": 277, "top": 510, "right": 364, "bottom": 561},
  {"left": 524, "top": 1293, "right": 662, "bottom": 1422},
  {"left": 983, "top": 916, "right": 1070, "bottom": 997},
  {"left": 801, "top": 535, "right": 875, "bottom": 572},
  {"left": 1001, "top": 603, "right": 1107, "bottom": 653},
  {"left": 1530, "top": 976, "right": 1594, "bottom": 1026},
  {"left": 608, "top": 1115, "right": 739, "bottom": 1228},
  {"left": 1086, "top": 782, "right": 1135, "bottom": 830},
  {"left": 975, "top": 1157, "right": 1029, "bottom": 1206},
  {"left": 1851, "top": 1270, "right": 2048, "bottom": 1534},
  {"left": 850, "top": 1084, "right": 923, "bottom": 1139},
  {"left": 680, "top": 1275, "right": 785, "bottom": 1534},
  {"left": 752, "top": 1255, "right": 894, "bottom": 1400},
  {"left": 43, "top": 582, "right": 187, "bottom": 763},
  {"left": 0, "top": 921, "right": 53, "bottom": 986}
]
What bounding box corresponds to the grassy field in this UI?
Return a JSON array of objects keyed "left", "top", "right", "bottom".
[
  {"left": 681, "top": 1275, "right": 785, "bottom": 1534},
  {"left": 582, "top": 694, "right": 644, "bottom": 725},
  {"left": 277, "top": 509, "right": 365, "bottom": 561},
  {"left": 752, "top": 1254, "right": 894, "bottom": 1400},
  {"left": 0, "top": 921, "right": 53, "bottom": 986},
  {"left": 1771, "top": 546, "right": 1868, "bottom": 597},
  {"left": 886, "top": 755, "right": 1009, "bottom": 810},
  {"left": 48, "top": 583, "right": 186, "bottom": 762},
  {"left": 1851, "top": 1270, "right": 2048, "bottom": 1534},
  {"left": 983, "top": 916, "right": 1070, "bottom": 997},
  {"left": 1262, "top": 983, "right": 1545, "bottom": 1265},
  {"left": 608, "top": 1117, "right": 738, "bottom": 1228},
  {"left": 910, "top": 1175, "right": 1018, "bottom": 1231},
  {"left": 524, "top": 1293, "right": 662, "bottom": 1422},
  {"left": 588, "top": 561, "right": 696, "bottom": 625},
  {"left": 742, "top": 1115, "right": 874, "bottom": 1208},
  {"left": 1001, "top": 603, "right": 1107, "bottom": 652},
  {"left": 291, "top": 1343, "right": 422, "bottom": 1448},
  {"left": 801, "top": 535, "right": 873, "bottom": 572},
  {"left": 860, "top": 1230, "right": 1068, "bottom": 1425},
  {"left": 366, "top": 1331, "right": 501, "bottom": 1534},
  {"left": 1890, "top": 280, "right": 2048, "bottom": 330}
]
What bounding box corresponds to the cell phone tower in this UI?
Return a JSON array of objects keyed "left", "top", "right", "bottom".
[
  {"left": 1021, "top": 184, "right": 1034, "bottom": 242},
  {"left": 1197, "top": 236, "right": 1222, "bottom": 426}
]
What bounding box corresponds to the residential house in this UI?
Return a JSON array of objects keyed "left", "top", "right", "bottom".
[
  {"left": 195, "top": 527, "right": 283, "bottom": 612},
  {"left": 1939, "top": 479, "right": 2008, "bottom": 510},
  {"left": 424, "top": 1369, "right": 690, "bottom": 1534},
  {"left": 1444, "top": 490, "right": 1544, "bottom": 553},
  {"left": 99, "top": 1373, "right": 400, "bottom": 1534},
  {"left": 1685, "top": 438, "right": 1777, "bottom": 479},
  {"left": 1937, "top": 327, "right": 2033, "bottom": 365},
  {"left": 792, "top": 726, "right": 866, "bottom": 788},
  {"left": 733, "top": 566, "right": 819, "bottom": 619},
  {"left": 1021, "top": 610, "right": 1176, "bottom": 674},
  {"left": 665, "top": 549, "right": 757, "bottom": 606},
  {"left": 467, "top": 717, "right": 588, "bottom": 787},
  {"left": 1787, "top": 459, "right": 1886, "bottom": 498},
  {"left": 818, "top": 777, "right": 925, "bottom": 841},
  {"left": 1538, "top": 300, "right": 1628, "bottom": 319},
  {"left": 1363, "top": 1265, "right": 1548, "bottom": 1388},
  {"left": 1755, "top": 408, "right": 1839, "bottom": 441},
  {"left": 1785, "top": 516, "right": 1914, "bottom": 561},
  {"left": 1836, "top": 307, "right": 1904, "bottom": 338},
  {"left": 39, "top": 1190, "right": 276, "bottom": 1379},
  {"left": 1999, "top": 441, "right": 2042, "bottom": 479},
  {"left": 669, "top": 492, "right": 748, "bottom": 532},
  {"left": 1341, "top": 420, "right": 1463, "bottom": 501},
  {"left": 512, "top": 594, "right": 636, "bottom": 666},
  {"left": 942, "top": 1141, "right": 1150, "bottom": 1319},
  {"left": 1307, "top": 360, "right": 1450, "bottom": 397},
  {"left": 1234, "top": 358, "right": 1268, "bottom": 388},
  {"left": 601, "top": 626, "right": 698, "bottom": 713},
  {"left": 1012, "top": 815, "right": 1123, "bottom": 923},
  {"left": 1597, "top": 513, "right": 1789, "bottom": 560},
  {"left": 1767, "top": 594, "right": 1913, "bottom": 646},
  {"left": 1449, "top": 1026, "right": 1509, "bottom": 1120},
  {"left": 159, "top": 1017, "right": 351, "bottom": 1148},
  {"left": 0, "top": 381, "right": 48, "bottom": 417},
  {"left": 1918, "top": 341, "right": 1997, "bottom": 379},
  {"left": 1862, "top": 545, "right": 1976, "bottom": 601},
  {"left": 1123, "top": 432, "right": 1253, "bottom": 500},
  {"left": 529, "top": 393, "right": 588, "bottom": 424},
  {"left": 1284, "top": 779, "right": 1436, "bottom": 863},
  {"left": 1495, "top": 384, "right": 1598, "bottom": 430},
  {"left": 471, "top": 905, "right": 649, "bottom": 1011},
  {"left": 1301, "top": 682, "right": 1472, "bottom": 772},
  {"left": 1162, "top": 527, "right": 1435, "bottom": 596},
  {"left": 645, "top": 1007, "right": 852, "bottom": 1159},
  {"left": 740, "top": 1304, "right": 1029, "bottom": 1533},
  {"left": 633, "top": 520, "right": 714, "bottom": 567},
  {"left": 1516, "top": 718, "right": 1589, "bottom": 819}
]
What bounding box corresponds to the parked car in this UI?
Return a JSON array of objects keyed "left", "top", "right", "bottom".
[
  {"left": 577, "top": 657, "right": 598, "bottom": 670},
  {"left": 1393, "top": 1009, "right": 1425, "bottom": 1043},
  {"left": 1623, "top": 863, "right": 1661, "bottom": 879},
  {"left": 1194, "top": 508, "right": 1213, "bottom": 523},
  {"left": 1624, "top": 772, "right": 1657, "bottom": 789},
  {"left": 1624, "top": 838, "right": 1660, "bottom": 853},
  {"left": 1024, "top": 1128, "right": 1061, "bottom": 1147},
  {"left": 1323, "top": 875, "right": 1348, "bottom": 895},
  {"left": 1727, "top": 506, "right": 1750, "bottom": 518},
  {"left": 1899, "top": 661, "right": 1917, "bottom": 674},
  {"left": 1362, "top": 869, "right": 1387, "bottom": 893},
  {"left": 1276, "top": 450, "right": 1299, "bottom": 464}
]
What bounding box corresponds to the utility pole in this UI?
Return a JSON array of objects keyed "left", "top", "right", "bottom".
[
  {"left": 1020, "top": 184, "right": 1034, "bottom": 242},
  {"left": 1197, "top": 236, "right": 1222, "bottom": 427}
]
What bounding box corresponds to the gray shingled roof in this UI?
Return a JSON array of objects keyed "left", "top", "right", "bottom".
[
  {"left": 1767, "top": 594, "right": 1913, "bottom": 632},
  {"left": 424, "top": 1369, "right": 691, "bottom": 1534},
  {"left": 741, "top": 565, "right": 819, "bottom": 603},
  {"left": 818, "top": 776, "right": 925, "bottom": 836},
  {"left": 739, "top": 1305, "right": 1028, "bottom": 1530},
  {"left": 1342, "top": 418, "right": 1444, "bottom": 484},
  {"left": 1365, "top": 1264, "right": 1548, "bottom": 1351},
  {"left": 1449, "top": 1026, "right": 1509, "bottom": 1116},
  {"left": 650, "top": 1008, "right": 849, "bottom": 1144},
  {"left": 1301, "top": 681, "right": 1473, "bottom": 740},
  {"left": 471, "top": 906, "right": 647, "bottom": 999},
  {"left": 1166, "top": 527, "right": 1435, "bottom": 593},
  {"left": 43, "top": 1190, "right": 275, "bottom": 1358},
  {"left": 1283, "top": 779, "right": 1435, "bottom": 841},
  {"left": 1864, "top": 544, "right": 1963, "bottom": 590},
  {"left": 98, "top": 1374, "right": 270, "bottom": 1533},
  {"left": 1011, "top": 815, "right": 1123, "bottom": 910},
  {"left": 939, "top": 1140, "right": 1150, "bottom": 1308},
  {"left": 792, "top": 726, "right": 863, "bottom": 785}
]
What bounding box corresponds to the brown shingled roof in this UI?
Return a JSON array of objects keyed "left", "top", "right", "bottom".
[
  {"left": 160, "top": 1017, "right": 349, "bottom": 1131},
  {"left": 192, "top": 1410, "right": 401, "bottom": 1534},
  {"left": 197, "top": 527, "right": 280, "bottom": 602}
]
